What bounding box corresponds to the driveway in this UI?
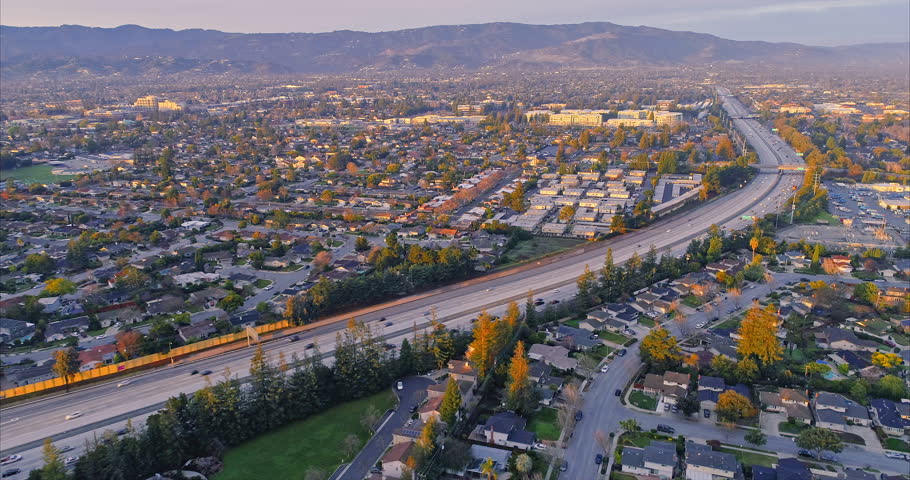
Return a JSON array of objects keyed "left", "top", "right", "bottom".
[{"left": 337, "top": 376, "right": 436, "bottom": 480}]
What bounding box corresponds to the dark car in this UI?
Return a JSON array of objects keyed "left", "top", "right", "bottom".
[
  {"left": 595, "top": 453, "right": 603, "bottom": 465},
  {"left": 115, "top": 428, "right": 129, "bottom": 436},
  {"left": 369, "top": 466, "right": 382, "bottom": 474},
  {"left": 618, "top": 349, "right": 627, "bottom": 356},
  {"left": 797, "top": 449, "right": 814, "bottom": 458},
  {"left": 409, "top": 405, "right": 418, "bottom": 413},
  {"left": 575, "top": 411, "right": 583, "bottom": 421},
  {"left": 289, "top": 335, "right": 301, "bottom": 342},
  {"left": 549, "top": 299, "right": 560, "bottom": 304},
  {"left": 614, "top": 389, "right": 622, "bottom": 397},
  {"left": 305, "top": 343, "right": 315, "bottom": 349},
  {"left": 200, "top": 370, "right": 213, "bottom": 376},
  {"left": 190, "top": 369, "right": 199, "bottom": 375},
  {"left": 657, "top": 424, "right": 675, "bottom": 434},
  {"left": 2, "top": 469, "right": 21, "bottom": 477},
  {"left": 560, "top": 461, "right": 568, "bottom": 472},
  {"left": 384, "top": 343, "right": 396, "bottom": 350},
  {"left": 534, "top": 299, "right": 545, "bottom": 306},
  {"left": 703, "top": 409, "right": 711, "bottom": 418},
  {"left": 800, "top": 277, "right": 810, "bottom": 282}
]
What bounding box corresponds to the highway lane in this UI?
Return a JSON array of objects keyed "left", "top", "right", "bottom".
[{"left": 1, "top": 90, "right": 799, "bottom": 464}]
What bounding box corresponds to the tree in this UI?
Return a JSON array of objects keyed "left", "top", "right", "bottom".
[
  {"left": 480, "top": 457, "right": 497, "bottom": 480},
  {"left": 417, "top": 415, "right": 438, "bottom": 453},
  {"left": 313, "top": 250, "right": 333, "bottom": 272},
  {"left": 640, "top": 327, "right": 680, "bottom": 370},
  {"left": 43, "top": 278, "right": 77, "bottom": 296},
  {"left": 735, "top": 357, "right": 759, "bottom": 383},
  {"left": 872, "top": 352, "right": 903, "bottom": 369},
  {"left": 40, "top": 438, "right": 67, "bottom": 480},
  {"left": 796, "top": 427, "right": 844, "bottom": 460},
  {"left": 249, "top": 250, "right": 265, "bottom": 269},
  {"left": 558, "top": 205, "right": 576, "bottom": 222},
  {"left": 506, "top": 341, "right": 532, "bottom": 413},
  {"left": 619, "top": 418, "right": 639, "bottom": 434},
  {"left": 467, "top": 312, "right": 497, "bottom": 378},
  {"left": 853, "top": 282, "right": 880, "bottom": 306},
  {"left": 750, "top": 237, "right": 759, "bottom": 262},
  {"left": 706, "top": 236, "right": 723, "bottom": 262},
  {"left": 343, "top": 433, "right": 360, "bottom": 460},
  {"left": 114, "top": 266, "right": 150, "bottom": 290},
  {"left": 676, "top": 396, "right": 700, "bottom": 417},
  {"left": 736, "top": 305, "right": 783, "bottom": 366},
  {"left": 116, "top": 330, "right": 142, "bottom": 359},
  {"left": 610, "top": 214, "right": 626, "bottom": 234},
  {"left": 361, "top": 404, "right": 381, "bottom": 434},
  {"left": 355, "top": 236, "right": 370, "bottom": 251},
  {"left": 745, "top": 429, "right": 767, "bottom": 448},
  {"left": 24, "top": 253, "right": 55, "bottom": 275},
  {"left": 218, "top": 292, "right": 244, "bottom": 312},
  {"left": 52, "top": 347, "right": 80, "bottom": 391},
  {"left": 514, "top": 453, "right": 533, "bottom": 479},
  {"left": 439, "top": 378, "right": 462, "bottom": 425},
  {"left": 716, "top": 391, "right": 756, "bottom": 423},
  {"left": 874, "top": 375, "right": 908, "bottom": 400}
]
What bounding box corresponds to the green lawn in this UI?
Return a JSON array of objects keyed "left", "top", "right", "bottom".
[
  {"left": 528, "top": 407, "right": 561, "bottom": 441},
  {"left": 682, "top": 295, "right": 704, "bottom": 308},
  {"left": 588, "top": 344, "right": 614, "bottom": 361},
  {"left": 712, "top": 316, "right": 742, "bottom": 331},
  {"left": 719, "top": 447, "right": 777, "bottom": 467},
  {"left": 253, "top": 279, "right": 273, "bottom": 289},
  {"left": 599, "top": 331, "right": 632, "bottom": 345},
  {"left": 216, "top": 390, "right": 396, "bottom": 480},
  {"left": 637, "top": 316, "right": 656, "bottom": 328},
  {"left": 838, "top": 431, "right": 866, "bottom": 445},
  {"left": 563, "top": 318, "right": 582, "bottom": 328},
  {"left": 629, "top": 391, "right": 657, "bottom": 411},
  {"left": 778, "top": 421, "right": 809, "bottom": 435},
  {"left": 884, "top": 437, "right": 910, "bottom": 452},
  {"left": 1, "top": 164, "right": 74, "bottom": 183}
]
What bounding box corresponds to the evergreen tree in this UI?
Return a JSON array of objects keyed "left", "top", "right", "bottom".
[{"left": 439, "top": 378, "right": 462, "bottom": 425}]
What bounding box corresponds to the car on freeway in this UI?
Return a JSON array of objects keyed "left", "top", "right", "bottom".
[
  {"left": 2, "top": 468, "right": 21, "bottom": 477},
  {"left": 397, "top": 381, "right": 404, "bottom": 390},
  {"left": 485, "top": 288, "right": 493, "bottom": 292},
  {"left": 614, "top": 389, "right": 622, "bottom": 397},
  {"left": 65, "top": 412, "right": 82, "bottom": 420},
  {"left": 64, "top": 457, "right": 78, "bottom": 466},
  {"left": 422, "top": 311, "right": 430, "bottom": 316},
  {"left": 0, "top": 456, "right": 21, "bottom": 466},
  {"left": 549, "top": 300, "right": 560, "bottom": 304},
  {"left": 190, "top": 370, "right": 199, "bottom": 375},
  {"left": 595, "top": 453, "right": 603, "bottom": 465},
  {"left": 115, "top": 428, "right": 129, "bottom": 436},
  {"left": 305, "top": 343, "right": 315, "bottom": 349},
  {"left": 116, "top": 380, "right": 131, "bottom": 387},
  {"left": 384, "top": 321, "right": 394, "bottom": 327},
  {"left": 56, "top": 446, "right": 73, "bottom": 454},
  {"left": 289, "top": 335, "right": 301, "bottom": 342},
  {"left": 200, "top": 370, "right": 213, "bottom": 376},
  {"left": 600, "top": 365, "right": 609, "bottom": 373}
]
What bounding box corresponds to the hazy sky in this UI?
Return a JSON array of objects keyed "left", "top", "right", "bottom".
[{"left": 2, "top": 0, "right": 908, "bottom": 46}]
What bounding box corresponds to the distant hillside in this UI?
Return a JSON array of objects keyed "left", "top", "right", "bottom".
[{"left": 1, "top": 22, "right": 907, "bottom": 76}]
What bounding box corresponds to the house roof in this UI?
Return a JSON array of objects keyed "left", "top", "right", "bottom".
[
  {"left": 816, "top": 391, "right": 850, "bottom": 409},
  {"left": 779, "top": 388, "right": 809, "bottom": 404},
  {"left": 698, "top": 375, "right": 725, "bottom": 391},
  {"left": 382, "top": 440, "right": 415, "bottom": 464},
  {"left": 685, "top": 442, "right": 739, "bottom": 474},
  {"left": 643, "top": 441, "right": 677, "bottom": 467},
  {"left": 871, "top": 398, "right": 910, "bottom": 430},
  {"left": 815, "top": 408, "right": 847, "bottom": 426}
]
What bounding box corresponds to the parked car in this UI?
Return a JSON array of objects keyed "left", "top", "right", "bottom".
[
  {"left": 618, "top": 349, "right": 627, "bottom": 356},
  {"left": 600, "top": 365, "right": 609, "bottom": 373},
  {"left": 64, "top": 412, "right": 82, "bottom": 420},
  {"left": 614, "top": 389, "right": 622, "bottom": 397},
  {"left": 369, "top": 466, "right": 382, "bottom": 474},
  {"left": 656, "top": 424, "right": 675, "bottom": 434},
  {"left": 560, "top": 461, "right": 568, "bottom": 472},
  {"left": 885, "top": 452, "right": 907, "bottom": 460},
  {"left": 397, "top": 381, "right": 404, "bottom": 390},
  {"left": 703, "top": 409, "right": 711, "bottom": 418},
  {"left": 533, "top": 442, "right": 545, "bottom": 450},
  {"left": 797, "top": 449, "right": 815, "bottom": 458},
  {"left": 594, "top": 453, "right": 603, "bottom": 465},
  {"left": 115, "top": 428, "right": 129, "bottom": 436},
  {"left": 671, "top": 405, "right": 679, "bottom": 413},
  {"left": 575, "top": 411, "right": 583, "bottom": 421},
  {"left": 663, "top": 403, "right": 671, "bottom": 411},
  {"left": 408, "top": 405, "right": 418, "bottom": 413}
]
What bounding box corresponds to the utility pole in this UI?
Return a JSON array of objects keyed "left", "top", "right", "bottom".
[
  {"left": 775, "top": 194, "right": 782, "bottom": 230},
  {"left": 789, "top": 199, "right": 796, "bottom": 225},
  {"left": 813, "top": 171, "right": 821, "bottom": 195}
]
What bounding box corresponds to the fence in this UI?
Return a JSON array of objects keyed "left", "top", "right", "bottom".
[{"left": 0, "top": 320, "right": 292, "bottom": 400}]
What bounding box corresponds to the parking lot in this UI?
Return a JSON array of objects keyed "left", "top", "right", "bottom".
[{"left": 826, "top": 182, "right": 909, "bottom": 243}]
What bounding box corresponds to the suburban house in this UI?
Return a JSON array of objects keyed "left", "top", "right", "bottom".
[
  {"left": 0, "top": 318, "right": 36, "bottom": 344},
  {"left": 759, "top": 388, "right": 813, "bottom": 424},
  {"left": 685, "top": 442, "right": 742, "bottom": 479},
  {"left": 621, "top": 440, "right": 677, "bottom": 479},
  {"left": 870, "top": 398, "right": 910, "bottom": 436},
  {"left": 44, "top": 316, "right": 90, "bottom": 341},
  {"left": 381, "top": 440, "right": 416, "bottom": 479},
  {"left": 528, "top": 343, "right": 578, "bottom": 371},
  {"left": 178, "top": 320, "right": 217, "bottom": 343},
  {"left": 813, "top": 392, "right": 872, "bottom": 431},
  {"left": 699, "top": 384, "right": 752, "bottom": 415},
  {"left": 447, "top": 359, "right": 478, "bottom": 385},
  {"left": 548, "top": 325, "right": 602, "bottom": 351},
  {"left": 78, "top": 344, "right": 120, "bottom": 370},
  {"left": 814, "top": 328, "right": 880, "bottom": 352},
  {"left": 643, "top": 371, "right": 690, "bottom": 401},
  {"left": 471, "top": 411, "right": 536, "bottom": 450},
  {"left": 427, "top": 378, "right": 475, "bottom": 412},
  {"left": 698, "top": 375, "right": 725, "bottom": 392},
  {"left": 418, "top": 395, "right": 444, "bottom": 423},
  {"left": 751, "top": 457, "right": 812, "bottom": 480},
  {"left": 392, "top": 420, "right": 425, "bottom": 446},
  {"left": 94, "top": 302, "right": 144, "bottom": 326},
  {"left": 457, "top": 445, "right": 512, "bottom": 479}
]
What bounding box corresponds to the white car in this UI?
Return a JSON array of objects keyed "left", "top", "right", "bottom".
[
  {"left": 532, "top": 442, "right": 546, "bottom": 450},
  {"left": 0, "top": 455, "right": 21, "bottom": 466},
  {"left": 396, "top": 381, "right": 403, "bottom": 390},
  {"left": 65, "top": 412, "right": 82, "bottom": 420},
  {"left": 117, "top": 380, "right": 131, "bottom": 387},
  {"left": 64, "top": 456, "right": 78, "bottom": 466},
  {"left": 600, "top": 365, "right": 609, "bottom": 373},
  {"left": 696, "top": 322, "right": 707, "bottom": 328},
  {"left": 55, "top": 445, "right": 73, "bottom": 454},
  {"left": 95, "top": 335, "right": 105, "bottom": 340}
]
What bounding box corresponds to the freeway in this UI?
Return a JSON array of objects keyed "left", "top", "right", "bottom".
[{"left": 1, "top": 89, "right": 799, "bottom": 473}]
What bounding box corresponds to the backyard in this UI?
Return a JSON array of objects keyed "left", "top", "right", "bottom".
[
  {"left": 216, "top": 390, "right": 396, "bottom": 480},
  {"left": 528, "top": 407, "right": 561, "bottom": 441}
]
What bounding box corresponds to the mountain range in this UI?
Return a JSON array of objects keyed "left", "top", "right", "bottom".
[{"left": 1, "top": 22, "right": 907, "bottom": 77}]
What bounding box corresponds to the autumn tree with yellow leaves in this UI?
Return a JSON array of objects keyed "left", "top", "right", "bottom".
[
  {"left": 640, "top": 327, "right": 681, "bottom": 371},
  {"left": 467, "top": 312, "right": 499, "bottom": 378},
  {"left": 736, "top": 305, "right": 783, "bottom": 366},
  {"left": 506, "top": 341, "right": 534, "bottom": 413}
]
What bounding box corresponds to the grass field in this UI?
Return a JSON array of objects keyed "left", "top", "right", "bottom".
[
  {"left": 528, "top": 407, "right": 560, "bottom": 441},
  {"left": 629, "top": 391, "right": 657, "bottom": 411},
  {"left": 719, "top": 447, "right": 777, "bottom": 467},
  {"left": 884, "top": 437, "right": 910, "bottom": 452},
  {"left": 216, "top": 390, "right": 396, "bottom": 480},
  {"left": 1, "top": 165, "right": 74, "bottom": 183},
  {"left": 499, "top": 236, "right": 585, "bottom": 267}
]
